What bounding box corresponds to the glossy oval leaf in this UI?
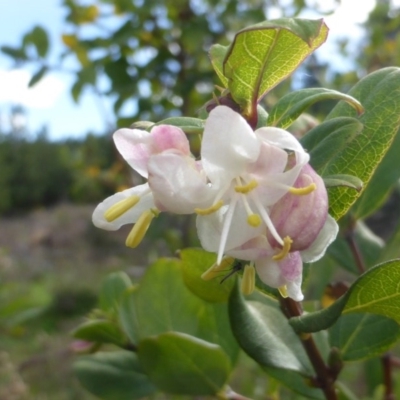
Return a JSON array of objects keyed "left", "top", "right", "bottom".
[
  {"left": 180, "top": 248, "right": 235, "bottom": 303},
  {"left": 329, "top": 313, "right": 400, "bottom": 361},
  {"left": 72, "top": 320, "right": 126, "bottom": 347},
  {"left": 229, "top": 283, "right": 312, "bottom": 374},
  {"left": 138, "top": 332, "right": 231, "bottom": 396},
  {"left": 99, "top": 271, "right": 132, "bottom": 312},
  {"left": 224, "top": 18, "right": 328, "bottom": 116},
  {"left": 290, "top": 260, "right": 400, "bottom": 333},
  {"left": 267, "top": 88, "right": 363, "bottom": 129},
  {"left": 74, "top": 351, "right": 157, "bottom": 400},
  {"left": 324, "top": 67, "right": 400, "bottom": 220},
  {"left": 118, "top": 258, "right": 239, "bottom": 363}
]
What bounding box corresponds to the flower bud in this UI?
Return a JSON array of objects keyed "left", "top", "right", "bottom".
[{"left": 267, "top": 164, "right": 328, "bottom": 251}]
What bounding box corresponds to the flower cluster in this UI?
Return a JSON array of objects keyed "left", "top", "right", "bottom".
[{"left": 93, "top": 106, "right": 338, "bottom": 301}]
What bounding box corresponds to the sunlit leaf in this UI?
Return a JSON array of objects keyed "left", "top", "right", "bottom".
[
  {"left": 267, "top": 88, "right": 363, "bottom": 129},
  {"left": 99, "top": 271, "right": 132, "bottom": 312},
  {"left": 290, "top": 260, "right": 400, "bottom": 333},
  {"left": 324, "top": 67, "right": 400, "bottom": 220},
  {"left": 209, "top": 44, "right": 229, "bottom": 87},
  {"left": 224, "top": 18, "right": 328, "bottom": 117}
]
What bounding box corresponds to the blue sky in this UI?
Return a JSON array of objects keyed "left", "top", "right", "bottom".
[{"left": 0, "top": 0, "right": 377, "bottom": 141}]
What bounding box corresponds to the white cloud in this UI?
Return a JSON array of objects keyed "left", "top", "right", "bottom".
[{"left": 0, "top": 69, "right": 65, "bottom": 109}]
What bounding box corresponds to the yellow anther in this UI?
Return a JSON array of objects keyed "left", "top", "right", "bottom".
[
  {"left": 195, "top": 200, "right": 224, "bottom": 216},
  {"left": 278, "top": 285, "right": 288, "bottom": 298},
  {"left": 201, "top": 257, "right": 235, "bottom": 281},
  {"left": 104, "top": 195, "right": 140, "bottom": 222},
  {"left": 272, "top": 236, "right": 293, "bottom": 261},
  {"left": 288, "top": 182, "right": 317, "bottom": 196},
  {"left": 241, "top": 264, "right": 255, "bottom": 296},
  {"left": 125, "top": 210, "right": 154, "bottom": 248},
  {"left": 247, "top": 213, "right": 261, "bottom": 227},
  {"left": 234, "top": 179, "right": 258, "bottom": 194}
]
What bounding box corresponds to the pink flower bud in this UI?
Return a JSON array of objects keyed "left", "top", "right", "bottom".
[{"left": 267, "top": 164, "right": 328, "bottom": 251}]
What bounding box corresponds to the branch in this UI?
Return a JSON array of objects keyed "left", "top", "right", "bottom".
[{"left": 280, "top": 297, "right": 338, "bottom": 400}]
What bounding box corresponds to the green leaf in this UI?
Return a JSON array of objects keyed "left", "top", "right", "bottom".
[
  {"left": 329, "top": 313, "right": 400, "bottom": 361},
  {"left": 72, "top": 320, "right": 126, "bottom": 347},
  {"left": 209, "top": 44, "right": 229, "bottom": 87},
  {"left": 267, "top": 88, "right": 363, "bottom": 129},
  {"left": 99, "top": 271, "right": 132, "bottom": 312},
  {"left": 351, "top": 127, "right": 400, "bottom": 219},
  {"left": 74, "top": 351, "right": 156, "bottom": 400},
  {"left": 30, "top": 26, "right": 50, "bottom": 57},
  {"left": 290, "top": 260, "right": 400, "bottom": 333},
  {"left": 224, "top": 18, "right": 328, "bottom": 116},
  {"left": 28, "top": 66, "right": 47, "bottom": 87},
  {"left": 324, "top": 67, "right": 400, "bottom": 220},
  {"left": 118, "top": 258, "right": 239, "bottom": 363},
  {"left": 229, "top": 285, "right": 325, "bottom": 398},
  {"left": 229, "top": 284, "right": 312, "bottom": 373},
  {"left": 153, "top": 116, "right": 205, "bottom": 134},
  {"left": 138, "top": 332, "right": 231, "bottom": 395},
  {"left": 301, "top": 117, "right": 364, "bottom": 173},
  {"left": 0, "top": 45, "right": 27, "bottom": 60},
  {"left": 300, "top": 117, "right": 362, "bottom": 153},
  {"left": 323, "top": 174, "right": 363, "bottom": 191},
  {"left": 263, "top": 367, "right": 324, "bottom": 399},
  {"left": 180, "top": 248, "right": 235, "bottom": 303}
]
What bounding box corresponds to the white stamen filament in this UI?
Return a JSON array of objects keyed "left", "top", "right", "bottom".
[
  {"left": 217, "top": 196, "right": 238, "bottom": 265},
  {"left": 251, "top": 194, "right": 284, "bottom": 246}
]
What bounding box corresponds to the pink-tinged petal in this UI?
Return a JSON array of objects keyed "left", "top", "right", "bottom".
[
  {"left": 247, "top": 141, "right": 288, "bottom": 178},
  {"left": 301, "top": 215, "right": 339, "bottom": 263},
  {"left": 196, "top": 200, "right": 265, "bottom": 253},
  {"left": 151, "top": 125, "right": 190, "bottom": 155},
  {"left": 201, "top": 106, "right": 261, "bottom": 185},
  {"left": 256, "top": 126, "right": 310, "bottom": 166},
  {"left": 148, "top": 152, "right": 216, "bottom": 214},
  {"left": 268, "top": 164, "right": 328, "bottom": 250},
  {"left": 255, "top": 258, "right": 285, "bottom": 289},
  {"left": 92, "top": 184, "right": 154, "bottom": 231},
  {"left": 227, "top": 235, "right": 274, "bottom": 260},
  {"left": 113, "top": 128, "right": 153, "bottom": 178},
  {"left": 255, "top": 252, "right": 304, "bottom": 301}
]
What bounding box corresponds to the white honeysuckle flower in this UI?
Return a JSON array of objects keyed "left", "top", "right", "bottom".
[
  {"left": 219, "top": 165, "right": 339, "bottom": 302},
  {"left": 92, "top": 124, "right": 199, "bottom": 247},
  {"left": 195, "top": 105, "right": 311, "bottom": 264}
]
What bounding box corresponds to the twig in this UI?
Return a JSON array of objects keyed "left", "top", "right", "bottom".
[
  {"left": 280, "top": 297, "right": 338, "bottom": 400},
  {"left": 382, "top": 353, "right": 395, "bottom": 400}
]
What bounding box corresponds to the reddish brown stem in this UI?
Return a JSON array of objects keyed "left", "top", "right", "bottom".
[
  {"left": 383, "top": 353, "right": 395, "bottom": 400},
  {"left": 280, "top": 297, "right": 338, "bottom": 400}
]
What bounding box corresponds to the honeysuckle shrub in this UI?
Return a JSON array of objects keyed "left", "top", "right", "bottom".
[{"left": 73, "top": 18, "right": 400, "bottom": 400}]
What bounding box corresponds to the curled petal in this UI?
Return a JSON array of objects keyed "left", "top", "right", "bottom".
[
  {"left": 301, "top": 214, "right": 339, "bottom": 263},
  {"left": 201, "top": 106, "right": 261, "bottom": 186},
  {"left": 92, "top": 183, "right": 154, "bottom": 231},
  {"left": 256, "top": 126, "right": 309, "bottom": 166},
  {"left": 151, "top": 125, "right": 191, "bottom": 155},
  {"left": 148, "top": 153, "right": 216, "bottom": 214},
  {"left": 255, "top": 252, "right": 304, "bottom": 301},
  {"left": 113, "top": 128, "right": 153, "bottom": 178},
  {"left": 113, "top": 125, "right": 190, "bottom": 178}
]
